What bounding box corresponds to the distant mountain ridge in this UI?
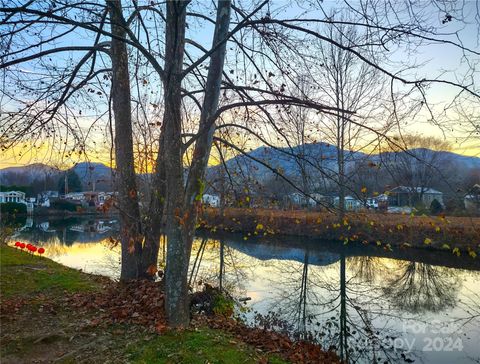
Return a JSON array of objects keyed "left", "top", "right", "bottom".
[
  {"left": 1, "top": 143, "right": 479, "bottom": 188},
  {"left": 0, "top": 162, "right": 113, "bottom": 191},
  {"left": 211, "top": 143, "right": 480, "bottom": 182}
]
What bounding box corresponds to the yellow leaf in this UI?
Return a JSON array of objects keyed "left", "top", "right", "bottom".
[
  {"left": 424, "top": 238, "right": 432, "bottom": 245},
  {"left": 469, "top": 250, "right": 477, "bottom": 259},
  {"left": 442, "top": 244, "right": 450, "bottom": 249},
  {"left": 452, "top": 247, "right": 460, "bottom": 256},
  {"left": 361, "top": 187, "right": 367, "bottom": 193},
  {"left": 256, "top": 223, "right": 264, "bottom": 230},
  {"left": 435, "top": 227, "right": 441, "bottom": 232}
]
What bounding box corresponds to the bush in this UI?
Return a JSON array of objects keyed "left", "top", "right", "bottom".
[
  {"left": 50, "top": 200, "right": 79, "bottom": 212},
  {"left": 0, "top": 202, "right": 27, "bottom": 214},
  {"left": 430, "top": 199, "right": 443, "bottom": 215}
]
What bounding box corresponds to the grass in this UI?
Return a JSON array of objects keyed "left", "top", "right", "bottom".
[
  {"left": 130, "top": 328, "right": 287, "bottom": 364},
  {"left": 0, "top": 245, "right": 291, "bottom": 363},
  {"left": 0, "top": 245, "right": 99, "bottom": 298}
]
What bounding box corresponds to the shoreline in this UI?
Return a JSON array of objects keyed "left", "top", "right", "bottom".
[
  {"left": 199, "top": 207, "right": 480, "bottom": 254},
  {"left": 0, "top": 245, "right": 339, "bottom": 363}
]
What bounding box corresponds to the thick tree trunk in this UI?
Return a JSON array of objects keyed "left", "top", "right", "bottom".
[
  {"left": 162, "top": 0, "right": 189, "bottom": 327},
  {"left": 163, "top": 0, "right": 232, "bottom": 328},
  {"left": 107, "top": 0, "right": 143, "bottom": 280}
]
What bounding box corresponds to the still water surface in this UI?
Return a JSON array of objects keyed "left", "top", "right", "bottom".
[{"left": 9, "top": 216, "right": 480, "bottom": 364}]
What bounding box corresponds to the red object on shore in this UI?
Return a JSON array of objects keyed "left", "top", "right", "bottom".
[
  {"left": 38, "top": 247, "right": 45, "bottom": 255},
  {"left": 15, "top": 242, "right": 21, "bottom": 247},
  {"left": 31, "top": 246, "right": 37, "bottom": 253},
  {"left": 20, "top": 243, "right": 26, "bottom": 249}
]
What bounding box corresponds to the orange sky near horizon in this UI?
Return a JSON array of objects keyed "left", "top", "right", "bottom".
[{"left": 1, "top": 134, "right": 478, "bottom": 170}]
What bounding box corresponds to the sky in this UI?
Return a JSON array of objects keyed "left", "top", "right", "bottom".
[{"left": 0, "top": 0, "right": 479, "bottom": 169}]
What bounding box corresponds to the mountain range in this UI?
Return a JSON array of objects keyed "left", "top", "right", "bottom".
[{"left": 1, "top": 143, "right": 479, "bottom": 189}]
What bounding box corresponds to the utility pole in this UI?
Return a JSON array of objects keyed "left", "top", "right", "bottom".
[{"left": 64, "top": 173, "right": 68, "bottom": 195}]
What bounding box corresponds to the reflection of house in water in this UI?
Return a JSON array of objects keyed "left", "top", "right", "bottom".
[
  {"left": 38, "top": 221, "right": 56, "bottom": 232},
  {"left": 70, "top": 220, "right": 112, "bottom": 234}
]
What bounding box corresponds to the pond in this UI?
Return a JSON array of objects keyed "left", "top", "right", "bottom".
[{"left": 7, "top": 216, "right": 480, "bottom": 364}]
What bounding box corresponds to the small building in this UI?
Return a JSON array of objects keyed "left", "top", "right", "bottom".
[
  {"left": 284, "top": 192, "right": 319, "bottom": 208},
  {"left": 0, "top": 191, "right": 34, "bottom": 213},
  {"left": 64, "top": 192, "right": 85, "bottom": 201},
  {"left": 387, "top": 186, "right": 443, "bottom": 207},
  {"left": 464, "top": 184, "right": 480, "bottom": 212},
  {"left": 0, "top": 190, "right": 26, "bottom": 203},
  {"left": 333, "top": 195, "right": 362, "bottom": 211},
  {"left": 44, "top": 190, "right": 59, "bottom": 198},
  {"left": 202, "top": 194, "right": 220, "bottom": 207}
]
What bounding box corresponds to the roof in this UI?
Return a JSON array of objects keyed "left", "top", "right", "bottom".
[
  {"left": 0, "top": 190, "right": 25, "bottom": 196},
  {"left": 388, "top": 186, "right": 443, "bottom": 195}
]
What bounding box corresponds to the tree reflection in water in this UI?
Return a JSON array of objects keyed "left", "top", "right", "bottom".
[
  {"left": 188, "top": 238, "right": 255, "bottom": 298},
  {"left": 262, "top": 251, "right": 422, "bottom": 363},
  {"left": 383, "top": 261, "right": 460, "bottom": 313},
  {"left": 9, "top": 219, "right": 480, "bottom": 363}
]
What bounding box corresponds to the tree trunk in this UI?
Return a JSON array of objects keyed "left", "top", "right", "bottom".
[
  {"left": 162, "top": 0, "right": 189, "bottom": 328},
  {"left": 107, "top": 0, "right": 143, "bottom": 280},
  {"left": 141, "top": 139, "right": 166, "bottom": 278},
  {"left": 163, "top": 0, "right": 232, "bottom": 328}
]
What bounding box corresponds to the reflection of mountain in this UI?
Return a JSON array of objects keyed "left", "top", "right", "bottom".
[{"left": 226, "top": 239, "right": 340, "bottom": 266}]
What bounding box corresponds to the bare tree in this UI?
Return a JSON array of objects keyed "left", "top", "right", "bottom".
[{"left": 1, "top": 0, "right": 479, "bottom": 328}]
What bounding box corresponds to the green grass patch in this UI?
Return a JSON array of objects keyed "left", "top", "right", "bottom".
[
  {"left": 130, "top": 328, "right": 288, "bottom": 364},
  {"left": 0, "top": 245, "right": 99, "bottom": 298}
]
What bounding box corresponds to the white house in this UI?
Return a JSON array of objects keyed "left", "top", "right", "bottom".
[
  {"left": 64, "top": 192, "right": 86, "bottom": 201},
  {"left": 0, "top": 191, "right": 34, "bottom": 213},
  {"left": 464, "top": 184, "right": 480, "bottom": 212},
  {"left": 202, "top": 194, "right": 220, "bottom": 207},
  {"left": 284, "top": 192, "right": 319, "bottom": 207},
  {"left": 0, "top": 190, "right": 26, "bottom": 203},
  {"left": 333, "top": 195, "right": 362, "bottom": 211}
]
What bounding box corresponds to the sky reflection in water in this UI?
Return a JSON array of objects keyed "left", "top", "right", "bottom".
[{"left": 10, "top": 217, "right": 480, "bottom": 364}]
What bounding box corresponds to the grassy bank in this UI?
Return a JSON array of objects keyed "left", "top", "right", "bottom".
[
  {"left": 0, "top": 246, "right": 337, "bottom": 363},
  {"left": 200, "top": 208, "right": 480, "bottom": 254}
]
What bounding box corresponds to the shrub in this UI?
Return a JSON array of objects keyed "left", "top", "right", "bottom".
[
  {"left": 0, "top": 202, "right": 27, "bottom": 214},
  {"left": 50, "top": 200, "right": 78, "bottom": 212}
]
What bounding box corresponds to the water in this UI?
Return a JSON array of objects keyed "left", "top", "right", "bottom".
[{"left": 7, "top": 216, "right": 480, "bottom": 363}]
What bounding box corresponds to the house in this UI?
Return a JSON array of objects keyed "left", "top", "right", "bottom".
[
  {"left": 284, "top": 192, "right": 318, "bottom": 208},
  {"left": 464, "top": 184, "right": 480, "bottom": 212},
  {"left": 202, "top": 194, "right": 220, "bottom": 207},
  {"left": 64, "top": 192, "right": 86, "bottom": 201},
  {"left": 0, "top": 190, "right": 26, "bottom": 204},
  {"left": 0, "top": 190, "right": 34, "bottom": 213},
  {"left": 365, "top": 198, "right": 378, "bottom": 209},
  {"left": 44, "top": 190, "right": 59, "bottom": 198},
  {"left": 387, "top": 186, "right": 443, "bottom": 207},
  {"left": 65, "top": 191, "right": 114, "bottom": 207},
  {"left": 333, "top": 195, "right": 362, "bottom": 211}
]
